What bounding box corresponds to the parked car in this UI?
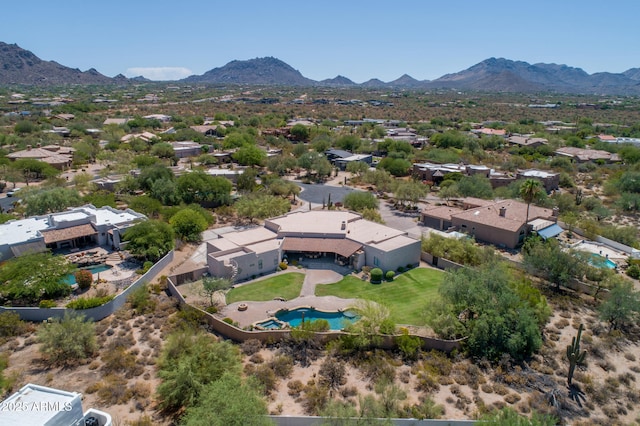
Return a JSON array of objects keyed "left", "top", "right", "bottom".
[{"left": 7, "top": 187, "right": 21, "bottom": 197}]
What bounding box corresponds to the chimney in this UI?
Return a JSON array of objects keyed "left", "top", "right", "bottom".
[
  {"left": 552, "top": 207, "right": 559, "bottom": 217},
  {"left": 499, "top": 206, "right": 506, "bottom": 217},
  {"left": 26, "top": 144, "right": 32, "bottom": 151},
  {"left": 341, "top": 221, "right": 346, "bottom": 230}
]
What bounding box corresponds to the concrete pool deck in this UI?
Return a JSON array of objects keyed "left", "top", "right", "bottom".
[
  {"left": 570, "top": 240, "right": 628, "bottom": 262},
  {"left": 219, "top": 269, "right": 359, "bottom": 328}
]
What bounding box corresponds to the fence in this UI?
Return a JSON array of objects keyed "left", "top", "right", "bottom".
[
  {"left": 268, "top": 415, "right": 476, "bottom": 426},
  {"left": 166, "top": 273, "right": 463, "bottom": 353},
  {"left": 0, "top": 251, "right": 174, "bottom": 322},
  {"left": 421, "top": 252, "right": 464, "bottom": 271}
]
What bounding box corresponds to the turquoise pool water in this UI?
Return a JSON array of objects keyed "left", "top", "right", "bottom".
[
  {"left": 589, "top": 253, "right": 616, "bottom": 269},
  {"left": 256, "top": 319, "right": 284, "bottom": 330},
  {"left": 62, "top": 264, "right": 113, "bottom": 285},
  {"left": 276, "top": 308, "right": 358, "bottom": 330}
]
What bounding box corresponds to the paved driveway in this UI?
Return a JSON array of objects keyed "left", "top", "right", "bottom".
[{"left": 296, "top": 182, "right": 364, "bottom": 207}]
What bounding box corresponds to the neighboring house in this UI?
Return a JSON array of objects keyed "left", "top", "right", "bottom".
[
  {"left": 325, "top": 149, "right": 355, "bottom": 163},
  {"left": 53, "top": 113, "right": 75, "bottom": 121},
  {"left": 412, "top": 162, "right": 490, "bottom": 184},
  {"left": 597, "top": 135, "right": 640, "bottom": 147},
  {"left": 333, "top": 154, "right": 373, "bottom": 171},
  {"left": 555, "top": 147, "right": 621, "bottom": 163},
  {"left": 516, "top": 169, "right": 560, "bottom": 192},
  {"left": 43, "top": 126, "right": 71, "bottom": 137},
  {"left": 0, "top": 384, "right": 112, "bottom": 426},
  {"left": 421, "top": 198, "right": 559, "bottom": 249},
  {"left": 206, "top": 210, "right": 421, "bottom": 281},
  {"left": 171, "top": 141, "right": 203, "bottom": 158},
  {"left": 472, "top": 128, "right": 507, "bottom": 137},
  {"left": 6, "top": 144, "right": 75, "bottom": 170},
  {"left": 0, "top": 205, "right": 145, "bottom": 260},
  {"left": 507, "top": 135, "right": 548, "bottom": 148},
  {"left": 103, "top": 118, "right": 130, "bottom": 126},
  {"left": 120, "top": 131, "right": 157, "bottom": 143},
  {"left": 206, "top": 167, "right": 244, "bottom": 183},
  {"left": 143, "top": 113, "right": 172, "bottom": 122},
  {"left": 190, "top": 125, "right": 225, "bottom": 137}
]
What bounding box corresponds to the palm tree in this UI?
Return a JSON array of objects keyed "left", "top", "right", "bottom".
[{"left": 519, "top": 179, "right": 544, "bottom": 236}]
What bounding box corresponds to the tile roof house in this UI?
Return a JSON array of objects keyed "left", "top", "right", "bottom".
[
  {"left": 421, "top": 198, "right": 558, "bottom": 249},
  {"left": 507, "top": 135, "right": 548, "bottom": 147},
  {"left": 6, "top": 144, "right": 75, "bottom": 169},
  {"left": 555, "top": 147, "right": 621, "bottom": 163},
  {"left": 0, "top": 205, "right": 145, "bottom": 260},
  {"left": 206, "top": 210, "right": 421, "bottom": 281}
]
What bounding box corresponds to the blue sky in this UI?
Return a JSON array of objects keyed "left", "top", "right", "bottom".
[{"left": 2, "top": 0, "right": 639, "bottom": 82}]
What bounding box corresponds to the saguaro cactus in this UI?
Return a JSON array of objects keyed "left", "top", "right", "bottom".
[{"left": 566, "top": 323, "right": 587, "bottom": 386}]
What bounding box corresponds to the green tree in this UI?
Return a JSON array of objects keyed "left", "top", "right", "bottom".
[
  {"left": 38, "top": 313, "right": 96, "bottom": 366},
  {"left": 377, "top": 157, "right": 411, "bottom": 177},
  {"left": 22, "top": 187, "right": 83, "bottom": 215},
  {"left": 176, "top": 171, "right": 232, "bottom": 206},
  {"left": 598, "top": 277, "right": 640, "bottom": 331},
  {"left": 12, "top": 158, "right": 60, "bottom": 185},
  {"left": 342, "top": 191, "right": 378, "bottom": 212},
  {"left": 201, "top": 277, "right": 233, "bottom": 307},
  {"left": 123, "top": 220, "right": 174, "bottom": 262},
  {"left": 519, "top": 179, "right": 544, "bottom": 234},
  {"left": 395, "top": 181, "right": 428, "bottom": 207},
  {"left": 266, "top": 179, "right": 300, "bottom": 200},
  {"left": 235, "top": 193, "right": 290, "bottom": 223},
  {"left": 137, "top": 164, "right": 174, "bottom": 191},
  {"left": 233, "top": 145, "right": 267, "bottom": 167},
  {"left": 436, "top": 262, "right": 547, "bottom": 361},
  {"left": 150, "top": 142, "right": 177, "bottom": 164},
  {"left": 346, "top": 161, "right": 369, "bottom": 176},
  {"left": 150, "top": 177, "right": 181, "bottom": 205},
  {"left": 522, "top": 238, "right": 586, "bottom": 291},
  {"left": 290, "top": 124, "right": 310, "bottom": 142},
  {"left": 180, "top": 373, "right": 272, "bottom": 426},
  {"left": 0, "top": 252, "right": 74, "bottom": 304},
  {"left": 170, "top": 208, "right": 208, "bottom": 242},
  {"left": 298, "top": 152, "right": 332, "bottom": 181},
  {"left": 346, "top": 300, "right": 395, "bottom": 350},
  {"left": 457, "top": 175, "right": 494, "bottom": 199},
  {"left": 157, "top": 331, "right": 242, "bottom": 413}
]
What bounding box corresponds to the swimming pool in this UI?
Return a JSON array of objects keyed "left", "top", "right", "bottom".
[
  {"left": 276, "top": 307, "right": 358, "bottom": 330},
  {"left": 255, "top": 319, "right": 286, "bottom": 330},
  {"left": 588, "top": 253, "right": 616, "bottom": 269},
  {"left": 62, "top": 264, "right": 113, "bottom": 285}
]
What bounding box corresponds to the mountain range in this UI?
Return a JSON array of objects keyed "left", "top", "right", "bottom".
[{"left": 2, "top": 42, "right": 640, "bottom": 95}]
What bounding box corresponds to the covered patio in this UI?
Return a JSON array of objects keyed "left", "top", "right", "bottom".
[
  {"left": 281, "top": 237, "right": 363, "bottom": 270},
  {"left": 41, "top": 224, "right": 97, "bottom": 251}
]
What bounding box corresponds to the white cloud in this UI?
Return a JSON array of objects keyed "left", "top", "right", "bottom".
[{"left": 125, "top": 67, "right": 193, "bottom": 81}]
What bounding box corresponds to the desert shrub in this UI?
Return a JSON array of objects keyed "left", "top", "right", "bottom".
[
  {"left": 370, "top": 268, "right": 383, "bottom": 283},
  {"left": 249, "top": 364, "right": 278, "bottom": 395},
  {"left": 397, "top": 332, "right": 422, "bottom": 360},
  {"left": 101, "top": 347, "right": 143, "bottom": 378},
  {"left": 240, "top": 339, "right": 263, "bottom": 355},
  {"left": 385, "top": 270, "right": 395, "bottom": 281},
  {"left": 38, "top": 312, "right": 96, "bottom": 365},
  {"left": 505, "top": 393, "right": 522, "bottom": 404},
  {"left": 278, "top": 262, "right": 288, "bottom": 270},
  {"left": 626, "top": 263, "right": 640, "bottom": 279},
  {"left": 287, "top": 380, "right": 304, "bottom": 397},
  {"left": 0, "top": 312, "right": 29, "bottom": 338},
  {"left": 397, "top": 266, "right": 406, "bottom": 273},
  {"left": 269, "top": 355, "right": 294, "bottom": 378},
  {"left": 249, "top": 353, "right": 264, "bottom": 364},
  {"left": 128, "top": 284, "right": 156, "bottom": 314},
  {"left": 96, "top": 374, "right": 132, "bottom": 405},
  {"left": 38, "top": 300, "right": 57, "bottom": 308},
  {"left": 74, "top": 269, "right": 93, "bottom": 290},
  {"left": 222, "top": 317, "right": 234, "bottom": 324},
  {"left": 302, "top": 382, "right": 329, "bottom": 415},
  {"left": 66, "top": 295, "right": 114, "bottom": 309}
]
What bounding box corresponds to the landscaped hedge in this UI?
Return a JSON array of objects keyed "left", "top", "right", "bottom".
[
  {"left": 385, "top": 271, "right": 395, "bottom": 281},
  {"left": 370, "top": 268, "right": 383, "bottom": 283},
  {"left": 66, "top": 295, "right": 115, "bottom": 310}
]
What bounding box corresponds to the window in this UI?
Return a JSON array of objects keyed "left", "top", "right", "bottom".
[
  {"left": 373, "top": 257, "right": 380, "bottom": 266},
  {"left": 258, "top": 259, "right": 263, "bottom": 270}
]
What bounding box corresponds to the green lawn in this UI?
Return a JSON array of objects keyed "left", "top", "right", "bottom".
[
  {"left": 315, "top": 268, "right": 444, "bottom": 326},
  {"left": 226, "top": 272, "right": 305, "bottom": 304}
]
